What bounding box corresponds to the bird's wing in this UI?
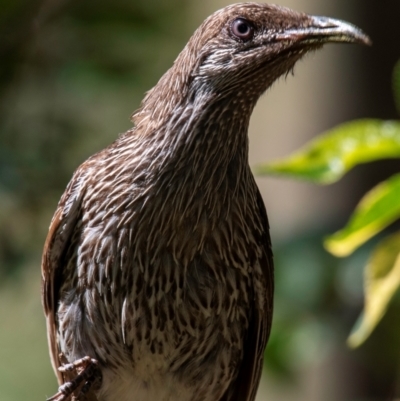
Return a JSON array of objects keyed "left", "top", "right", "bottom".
[
  {"left": 225, "top": 187, "right": 274, "bottom": 401},
  {"left": 41, "top": 168, "right": 86, "bottom": 384}
]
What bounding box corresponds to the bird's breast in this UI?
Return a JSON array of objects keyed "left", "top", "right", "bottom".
[{"left": 58, "top": 163, "right": 264, "bottom": 399}]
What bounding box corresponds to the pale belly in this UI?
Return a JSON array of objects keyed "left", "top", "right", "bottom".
[
  {"left": 98, "top": 354, "right": 223, "bottom": 401},
  {"left": 92, "top": 302, "right": 247, "bottom": 401},
  {"left": 99, "top": 368, "right": 194, "bottom": 401},
  {"left": 58, "top": 269, "right": 250, "bottom": 401}
]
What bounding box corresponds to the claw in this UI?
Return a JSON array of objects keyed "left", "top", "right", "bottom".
[{"left": 46, "top": 356, "right": 101, "bottom": 401}]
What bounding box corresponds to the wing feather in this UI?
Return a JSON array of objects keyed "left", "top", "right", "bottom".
[
  {"left": 41, "top": 168, "right": 86, "bottom": 383},
  {"left": 225, "top": 187, "right": 274, "bottom": 401}
]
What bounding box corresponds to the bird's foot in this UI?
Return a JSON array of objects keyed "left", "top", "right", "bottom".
[{"left": 47, "top": 356, "right": 101, "bottom": 401}]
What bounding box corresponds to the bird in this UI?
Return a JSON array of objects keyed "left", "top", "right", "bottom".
[{"left": 41, "top": 3, "right": 370, "bottom": 401}]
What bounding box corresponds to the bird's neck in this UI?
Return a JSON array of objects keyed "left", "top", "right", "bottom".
[
  {"left": 112, "top": 86, "right": 258, "bottom": 242},
  {"left": 140, "top": 89, "right": 253, "bottom": 191}
]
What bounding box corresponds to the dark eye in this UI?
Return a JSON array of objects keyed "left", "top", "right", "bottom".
[{"left": 231, "top": 18, "right": 255, "bottom": 41}]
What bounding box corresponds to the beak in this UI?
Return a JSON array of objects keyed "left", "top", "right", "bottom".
[{"left": 279, "top": 16, "right": 371, "bottom": 46}]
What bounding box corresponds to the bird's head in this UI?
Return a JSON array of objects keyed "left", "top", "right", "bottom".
[
  {"left": 133, "top": 2, "right": 370, "bottom": 128},
  {"left": 191, "top": 3, "right": 370, "bottom": 95}
]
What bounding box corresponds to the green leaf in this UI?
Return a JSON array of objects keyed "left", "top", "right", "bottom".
[
  {"left": 255, "top": 119, "right": 400, "bottom": 184},
  {"left": 324, "top": 173, "right": 400, "bottom": 257},
  {"left": 347, "top": 232, "right": 400, "bottom": 348},
  {"left": 393, "top": 59, "right": 400, "bottom": 115}
]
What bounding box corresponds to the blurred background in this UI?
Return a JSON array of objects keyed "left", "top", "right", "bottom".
[{"left": 0, "top": 0, "right": 399, "bottom": 400}]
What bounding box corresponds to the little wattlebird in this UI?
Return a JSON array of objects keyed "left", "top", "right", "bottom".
[{"left": 42, "top": 3, "right": 370, "bottom": 401}]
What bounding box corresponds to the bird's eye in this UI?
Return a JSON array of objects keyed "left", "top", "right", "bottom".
[{"left": 231, "top": 18, "right": 254, "bottom": 41}]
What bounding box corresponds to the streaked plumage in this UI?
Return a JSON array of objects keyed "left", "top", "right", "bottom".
[{"left": 42, "top": 3, "right": 369, "bottom": 401}]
